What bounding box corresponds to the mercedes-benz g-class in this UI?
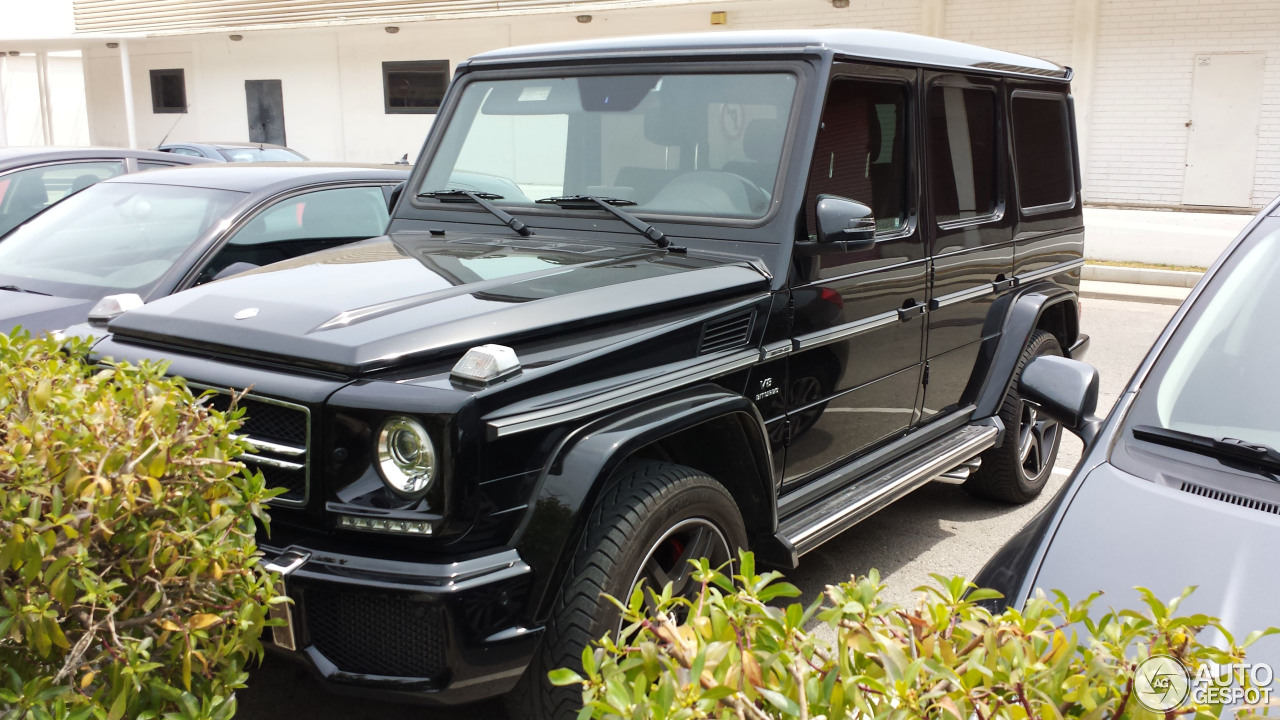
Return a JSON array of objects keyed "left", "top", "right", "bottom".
[{"left": 92, "top": 29, "right": 1088, "bottom": 719}]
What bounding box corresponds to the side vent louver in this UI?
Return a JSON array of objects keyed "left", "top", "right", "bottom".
[
  {"left": 699, "top": 312, "right": 755, "bottom": 355},
  {"left": 1179, "top": 481, "right": 1280, "bottom": 516}
]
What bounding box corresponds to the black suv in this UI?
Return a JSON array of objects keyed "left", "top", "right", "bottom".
[{"left": 93, "top": 29, "right": 1088, "bottom": 718}]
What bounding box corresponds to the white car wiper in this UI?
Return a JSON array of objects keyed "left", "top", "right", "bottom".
[
  {"left": 418, "top": 189, "right": 532, "bottom": 237},
  {"left": 0, "top": 284, "right": 51, "bottom": 296},
  {"left": 1133, "top": 424, "right": 1280, "bottom": 476}
]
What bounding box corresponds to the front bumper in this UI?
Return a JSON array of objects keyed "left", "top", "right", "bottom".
[{"left": 260, "top": 543, "right": 542, "bottom": 705}]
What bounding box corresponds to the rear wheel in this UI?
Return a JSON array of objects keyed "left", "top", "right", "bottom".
[
  {"left": 505, "top": 461, "right": 746, "bottom": 720},
  {"left": 966, "top": 330, "right": 1063, "bottom": 503}
]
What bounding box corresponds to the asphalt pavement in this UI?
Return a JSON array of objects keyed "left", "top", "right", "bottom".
[{"left": 235, "top": 296, "right": 1180, "bottom": 720}]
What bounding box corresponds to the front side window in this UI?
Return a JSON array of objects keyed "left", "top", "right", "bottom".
[
  {"left": 927, "top": 85, "right": 999, "bottom": 223},
  {"left": 198, "top": 185, "right": 391, "bottom": 283},
  {"left": 1011, "top": 93, "right": 1075, "bottom": 210},
  {"left": 0, "top": 182, "right": 242, "bottom": 299},
  {"left": 804, "top": 77, "right": 909, "bottom": 237},
  {"left": 419, "top": 72, "right": 798, "bottom": 220},
  {"left": 0, "top": 160, "right": 125, "bottom": 238}
]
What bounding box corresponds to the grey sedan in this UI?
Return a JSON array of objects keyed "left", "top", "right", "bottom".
[{"left": 0, "top": 163, "right": 408, "bottom": 334}]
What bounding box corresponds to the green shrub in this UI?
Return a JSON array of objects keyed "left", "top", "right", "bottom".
[
  {"left": 0, "top": 330, "right": 280, "bottom": 720},
  {"left": 554, "top": 552, "right": 1277, "bottom": 720}
]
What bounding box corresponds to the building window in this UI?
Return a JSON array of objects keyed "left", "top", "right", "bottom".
[
  {"left": 150, "top": 68, "right": 187, "bottom": 113},
  {"left": 383, "top": 60, "right": 449, "bottom": 114}
]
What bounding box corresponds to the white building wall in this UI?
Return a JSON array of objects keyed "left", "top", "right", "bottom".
[{"left": 1087, "top": 0, "right": 1280, "bottom": 208}]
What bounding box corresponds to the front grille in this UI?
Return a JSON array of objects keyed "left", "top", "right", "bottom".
[
  {"left": 304, "top": 586, "right": 448, "bottom": 678},
  {"left": 198, "top": 389, "right": 310, "bottom": 507}
]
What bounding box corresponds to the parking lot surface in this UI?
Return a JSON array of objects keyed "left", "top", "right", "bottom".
[{"left": 236, "top": 296, "right": 1180, "bottom": 720}]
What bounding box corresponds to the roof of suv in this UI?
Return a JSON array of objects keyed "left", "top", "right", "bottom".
[{"left": 466, "top": 29, "right": 1068, "bottom": 80}]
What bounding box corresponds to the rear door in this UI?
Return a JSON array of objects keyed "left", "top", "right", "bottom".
[
  {"left": 921, "top": 73, "right": 1013, "bottom": 422},
  {"left": 783, "top": 64, "right": 927, "bottom": 485}
]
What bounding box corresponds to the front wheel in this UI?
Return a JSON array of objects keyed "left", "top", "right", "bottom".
[
  {"left": 505, "top": 461, "right": 747, "bottom": 720},
  {"left": 965, "top": 330, "right": 1063, "bottom": 503}
]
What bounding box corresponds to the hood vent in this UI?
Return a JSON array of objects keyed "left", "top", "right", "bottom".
[
  {"left": 699, "top": 312, "right": 755, "bottom": 355},
  {"left": 1179, "top": 481, "right": 1280, "bottom": 516}
]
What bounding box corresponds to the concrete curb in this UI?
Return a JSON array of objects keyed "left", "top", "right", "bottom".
[
  {"left": 1081, "top": 264, "right": 1203, "bottom": 287},
  {"left": 1079, "top": 279, "right": 1191, "bottom": 306}
]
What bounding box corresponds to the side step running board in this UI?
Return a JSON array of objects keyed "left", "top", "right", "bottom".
[{"left": 778, "top": 424, "right": 999, "bottom": 560}]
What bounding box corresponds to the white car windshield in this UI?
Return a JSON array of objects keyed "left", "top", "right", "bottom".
[
  {"left": 1150, "top": 227, "right": 1280, "bottom": 448},
  {"left": 0, "top": 182, "right": 243, "bottom": 300},
  {"left": 420, "top": 72, "right": 798, "bottom": 220}
]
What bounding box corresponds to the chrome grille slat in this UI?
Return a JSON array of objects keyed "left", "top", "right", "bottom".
[{"left": 194, "top": 385, "right": 311, "bottom": 508}]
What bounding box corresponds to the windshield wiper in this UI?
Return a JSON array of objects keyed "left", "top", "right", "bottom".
[
  {"left": 536, "top": 195, "right": 681, "bottom": 252},
  {"left": 418, "top": 189, "right": 532, "bottom": 237},
  {"left": 1132, "top": 424, "right": 1280, "bottom": 475},
  {"left": 0, "top": 284, "right": 51, "bottom": 296}
]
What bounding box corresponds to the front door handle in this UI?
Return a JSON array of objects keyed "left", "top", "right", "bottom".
[
  {"left": 897, "top": 301, "right": 926, "bottom": 322},
  {"left": 992, "top": 276, "right": 1016, "bottom": 293}
]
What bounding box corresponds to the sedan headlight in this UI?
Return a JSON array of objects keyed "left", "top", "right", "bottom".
[{"left": 376, "top": 415, "right": 436, "bottom": 498}]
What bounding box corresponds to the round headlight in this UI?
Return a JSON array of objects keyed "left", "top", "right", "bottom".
[{"left": 376, "top": 416, "right": 436, "bottom": 497}]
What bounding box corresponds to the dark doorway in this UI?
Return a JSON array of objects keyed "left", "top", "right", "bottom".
[{"left": 245, "top": 79, "right": 286, "bottom": 145}]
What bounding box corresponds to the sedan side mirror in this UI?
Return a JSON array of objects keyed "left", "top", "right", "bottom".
[
  {"left": 387, "top": 181, "right": 407, "bottom": 212},
  {"left": 814, "top": 195, "right": 876, "bottom": 248},
  {"left": 1018, "top": 355, "right": 1105, "bottom": 447}
]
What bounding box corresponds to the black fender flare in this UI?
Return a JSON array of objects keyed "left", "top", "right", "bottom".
[
  {"left": 971, "top": 283, "right": 1080, "bottom": 423},
  {"left": 510, "top": 383, "right": 775, "bottom": 623}
]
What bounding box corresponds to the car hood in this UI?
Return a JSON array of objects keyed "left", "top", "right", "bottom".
[
  {"left": 1033, "top": 462, "right": 1280, "bottom": 669},
  {"left": 0, "top": 291, "right": 96, "bottom": 336},
  {"left": 107, "top": 231, "right": 771, "bottom": 374}
]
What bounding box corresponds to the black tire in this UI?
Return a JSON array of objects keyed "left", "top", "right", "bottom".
[
  {"left": 505, "top": 461, "right": 747, "bottom": 720},
  {"left": 965, "top": 330, "right": 1064, "bottom": 504}
]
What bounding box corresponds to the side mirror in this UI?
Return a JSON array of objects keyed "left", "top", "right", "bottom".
[
  {"left": 387, "top": 181, "right": 407, "bottom": 212},
  {"left": 814, "top": 194, "right": 876, "bottom": 247},
  {"left": 1018, "top": 355, "right": 1105, "bottom": 447}
]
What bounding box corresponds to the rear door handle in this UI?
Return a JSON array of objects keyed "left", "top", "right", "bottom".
[
  {"left": 992, "top": 276, "right": 1016, "bottom": 293},
  {"left": 897, "top": 301, "right": 926, "bottom": 322}
]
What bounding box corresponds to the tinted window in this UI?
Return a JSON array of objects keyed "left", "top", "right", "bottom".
[
  {"left": 805, "top": 78, "right": 909, "bottom": 237},
  {"left": 1011, "top": 94, "right": 1075, "bottom": 209},
  {"left": 170, "top": 147, "right": 205, "bottom": 157},
  {"left": 0, "top": 182, "right": 241, "bottom": 298},
  {"left": 138, "top": 161, "right": 178, "bottom": 171},
  {"left": 0, "top": 160, "right": 125, "bottom": 237},
  {"left": 384, "top": 60, "right": 449, "bottom": 114},
  {"left": 218, "top": 147, "right": 307, "bottom": 162},
  {"left": 928, "top": 86, "right": 999, "bottom": 223},
  {"left": 198, "top": 185, "right": 391, "bottom": 283}
]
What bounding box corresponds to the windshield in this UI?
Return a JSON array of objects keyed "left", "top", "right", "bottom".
[
  {"left": 1127, "top": 225, "right": 1280, "bottom": 449},
  {"left": 0, "top": 182, "right": 243, "bottom": 300},
  {"left": 220, "top": 147, "right": 306, "bottom": 162},
  {"left": 420, "top": 72, "right": 798, "bottom": 220}
]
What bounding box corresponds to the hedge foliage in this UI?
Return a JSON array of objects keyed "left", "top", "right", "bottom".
[
  {"left": 0, "top": 330, "right": 280, "bottom": 720},
  {"left": 555, "top": 552, "right": 1278, "bottom": 720}
]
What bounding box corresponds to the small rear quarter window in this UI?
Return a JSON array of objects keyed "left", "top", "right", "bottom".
[{"left": 1011, "top": 93, "right": 1075, "bottom": 211}]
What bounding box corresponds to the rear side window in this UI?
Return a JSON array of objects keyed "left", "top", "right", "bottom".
[
  {"left": 927, "top": 85, "right": 999, "bottom": 224},
  {"left": 1011, "top": 93, "right": 1075, "bottom": 210}
]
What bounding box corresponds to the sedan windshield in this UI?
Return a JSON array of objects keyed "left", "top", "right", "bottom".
[
  {"left": 420, "top": 72, "right": 798, "bottom": 220},
  {"left": 1130, "top": 226, "right": 1280, "bottom": 450},
  {"left": 0, "top": 182, "right": 242, "bottom": 300}
]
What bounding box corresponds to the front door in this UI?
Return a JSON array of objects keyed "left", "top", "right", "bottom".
[
  {"left": 246, "top": 79, "right": 287, "bottom": 146},
  {"left": 783, "top": 66, "right": 927, "bottom": 485}
]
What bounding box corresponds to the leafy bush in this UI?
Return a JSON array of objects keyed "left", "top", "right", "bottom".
[
  {"left": 0, "top": 330, "right": 280, "bottom": 720},
  {"left": 554, "top": 553, "right": 1277, "bottom": 720}
]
